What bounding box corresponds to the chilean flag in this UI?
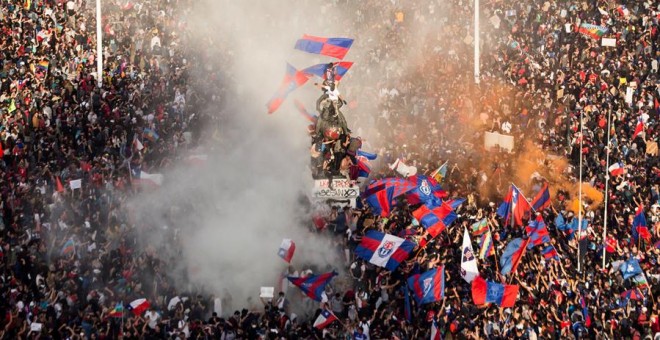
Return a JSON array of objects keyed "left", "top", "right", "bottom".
[
  {"left": 278, "top": 239, "right": 296, "bottom": 263},
  {"left": 407, "top": 266, "right": 445, "bottom": 305},
  {"left": 430, "top": 317, "right": 442, "bottom": 340},
  {"left": 497, "top": 185, "right": 531, "bottom": 226},
  {"left": 632, "top": 119, "right": 644, "bottom": 139},
  {"left": 608, "top": 162, "right": 625, "bottom": 176},
  {"left": 127, "top": 298, "right": 150, "bottom": 315},
  {"left": 294, "top": 35, "right": 354, "bottom": 60},
  {"left": 287, "top": 271, "right": 338, "bottom": 302},
  {"left": 355, "top": 230, "right": 414, "bottom": 271},
  {"left": 313, "top": 309, "right": 338, "bottom": 329}
]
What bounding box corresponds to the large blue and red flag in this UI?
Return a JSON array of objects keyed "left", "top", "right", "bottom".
[
  {"left": 293, "top": 99, "right": 317, "bottom": 123},
  {"left": 500, "top": 238, "right": 529, "bottom": 276},
  {"left": 406, "top": 175, "right": 447, "bottom": 206},
  {"left": 267, "top": 63, "right": 310, "bottom": 114},
  {"left": 632, "top": 205, "right": 650, "bottom": 243},
  {"left": 356, "top": 156, "right": 371, "bottom": 178},
  {"left": 287, "top": 271, "right": 338, "bottom": 302},
  {"left": 357, "top": 150, "right": 377, "bottom": 161},
  {"left": 294, "top": 35, "right": 354, "bottom": 60},
  {"left": 497, "top": 185, "right": 532, "bottom": 226},
  {"left": 525, "top": 215, "right": 551, "bottom": 249},
  {"left": 407, "top": 266, "right": 445, "bottom": 305},
  {"left": 412, "top": 199, "right": 463, "bottom": 237},
  {"left": 364, "top": 178, "right": 415, "bottom": 197},
  {"left": 530, "top": 182, "right": 551, "bottom": 211},
  {"left": 302, "top": 62, "right": 353, "bottom": 81},
  {"left": 355, "top": 230, "right": 414, "bottom": 271},
  {"left": 364, "top": 178, "right": 416, "bottom": 216},
  {"left": 620, "top": 288, "right": 644, "bottom": 306},
  {"left": 471, "top": 276, "right": 519, "bottom": 307}
]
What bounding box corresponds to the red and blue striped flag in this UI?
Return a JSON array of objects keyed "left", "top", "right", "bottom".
[
  {"left": 287, "top": 271, "right": 337, "bottom": 302},
  {"left": 267, "top": 63, "right": 310, "bottom": 114},
  {"left": 294, "top": 35, "right": 354, "bottom": 60},
  {"left": 302, "top": 62, "right": 353, "bottom": 81},
  {"left": 408, "top": 266, "right": 445, "bottom": 305},
  {"left": 530, "top": 182, "right": 551, "bottom": 211}
]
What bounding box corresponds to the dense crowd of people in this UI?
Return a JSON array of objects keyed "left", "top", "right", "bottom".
[{"left": 0, "top": 0, "right": 659, "bottom": 339}]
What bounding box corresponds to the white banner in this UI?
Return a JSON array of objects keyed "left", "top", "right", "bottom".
[
  {"left": 484, "top": 131, "right": 515, "bottom": 153},
  {"left": 312, "top": 179, "right": 359, "bottom": 200},
  {"left": 460, "top": 228, "right": 479, "bottom": 283},
  {"left": 601, "top": 38, "right": 616, "bottom": 47}
]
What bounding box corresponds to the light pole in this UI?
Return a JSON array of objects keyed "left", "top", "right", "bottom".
[
  {"left": 602, "top": 112, "right": 612, "bottom": 268},
  {"left": 96, "top": 0, "right": 103, "bottom": 88},
  {"left": 474, "top": 0, "right": 480, "bottom": 84}
]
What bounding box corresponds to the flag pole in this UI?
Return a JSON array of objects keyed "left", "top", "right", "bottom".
[
  {"left": 489, "top": 222, "right": 500, "bottom": 274},
  {"left": 96, "top": 0, "right": 103, "bottom": 88},
  {"left": 474, "top": 0, "right": 480, "bottom": 84},
  {"left": 577, "top": 110, "right": 584, "bottom": 273},
  {"left": 602, "top": 111, "right": 611, "bottom": 268}
]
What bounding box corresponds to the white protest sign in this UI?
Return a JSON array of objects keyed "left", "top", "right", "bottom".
[
  {"left": 69, "top": 179, "right": 82, "bottom": 190},
  {"left": 484, "top": 131, "right": 515, "bottom": 153},
  {"left": 601, "top": 38, "right": 616, "bottom": 47},
  {"left": 260, "top": 287, "right": 274, "bottom": 299}
]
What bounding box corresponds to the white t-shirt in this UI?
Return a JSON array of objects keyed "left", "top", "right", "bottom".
[{"left": 145, "top": 310, "right": 160, "bottom": 329}]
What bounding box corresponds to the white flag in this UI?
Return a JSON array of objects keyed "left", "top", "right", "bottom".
[
  {"left": 389, "top": 158, "right": 417, "bottom": 177},
  {"left": 460, "top": 227, "right": 479, "bottom": 283}
]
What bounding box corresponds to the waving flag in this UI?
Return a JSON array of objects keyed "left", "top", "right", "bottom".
[
  {"left": 278, "top": 239, "right": 296, "bottom": 263},
  {"left": 460, "top": 228, "right": 479, "bottom": 283},
  {"left": 402, "top": 283, "right": 412, "bottom": 322},
  {"left": 430, "top": 317, "right": 442, "bottom": 340},
  {"left": 578, "top": 23, "right": 609, "bottom": 39},
  {"left": 478, "top": 230, "right": 495, "bottom": 260},
  {"left": 500, "top": 238, "right": 529, "bottom": 276},
  {"left": 287, "top": 271, "right": 338, "bottom": 301},
  {"left": 108, "top": 303, "right": 124, "bottom": 318},
  {"left": 364, "top": 178, "right": 415, "bottom": 198},
  {"left": 632, "top": 119, "right": 644, "bottom": 139},
  {"left": 412, "top": 201, "right": 456, "bottom": 237},
  {"left": 356, "top": 157, "right": 371, "bottom": 178},
  {"left": 302, "top": 62, "right": 353, "bottom": 81},
  {"left": 541, "top": 245, "right": 560, "bottom": 262},
  {"left": 608, "top": 162, "right": 625, "bottom": 176},
  {"left": 620, "top": 258, "right": 642, "bottom": 280},
  {"left": 357, "top": 150, "right": 378, "bottom": 161},
  {"left": 408, "top": 266, "right": 445, "bottom": 305},
  {"left": 127, "top": 298, "right": 150, "bottom": 315},
  {"left": 620, "top": 289, "right": 644, "bottom": 306},
  {"left": 632, "top": 205, "right": 650, "bottom": 243},
  {"left": 430, "top": 161, "right": 448, "bottom": 183},
  {"left": 530, "top": 183, "right": 551, "bottom": 211},
  {"left": 293, "top": 99, "right": 317, "bottom": 123},
  {"left": 471, "top": 218, "right": 488, "bottom": 236},
  {"left": 364, "top": 179, "right": 416, "bottom": 216},
  {"left": 267, "top": 63, "right": 310, "bottom": 114},
  {"left": 525, "top": 215, "right": 551, "bottom": 249},
  {"left": 497, "top": 185, "right": 531, "bottom": 227},
  {"left": 471, "top": 276, "right": 519, "bottom": 307},
  {"left": 580, "top": 294, "right": 592, "bottom": 327},
  {"left": 313, "top": 309, "right": 338, "bottom": 329},
  {"left": 61, "top": 239, "right": 75, "bottom": 256},
  {"left": 143, "top": 128, "right": 160, "bottom": 142},
  {"left": 355, "top": 230, "right": 414, "bottom": 271},
  {"left": 365, "top": 186, "right": 396, "bottom": 216},
  {"left": 294, "top": 35, "right": 354, "bottom": 59},
  {"left": 406, "top": 175, "right": 447, "bottom": 205}
]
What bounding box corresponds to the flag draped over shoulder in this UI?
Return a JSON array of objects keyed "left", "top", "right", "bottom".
[
  {"left": 471, "top": 276, "right": 519, "bottom": 307},
  {"left": 407, "top": 266, "right": 445, "bottom": 305},
  {"left": 267, "top": 63, "right": 310, "bottom": 114},
  {"left": 287, "top": 271, "right": 338, "bottom": 302},
  {"left": 294, "top": 35, "right": 354, "bottom": 59},
  {"left": 355, "top": 230, "right": 414, "bottom": 271},
  {"left": 500, "top": 238, "right": 528, "bottom": 276}
]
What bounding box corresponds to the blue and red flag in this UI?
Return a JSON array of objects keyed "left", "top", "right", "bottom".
[
  {"left": 364, "top": 178, "right": 416, "bottom": 216},
  {"left": 294, "top": 35, "right": 354, "bottom": 60},
  {"left": 356, "top": 156, "right": 371, "bottom": 178},
  {"left": 620, "top": 288, "right": 644, "bottom": 306},
  {"left": 287, "top": 271, "right": 338, "bottom": 302},
  {"left": 500, "top": 238, "right": 529, "bottom": 276},
  {"left": 525, "top": 215, "right": 551, "bottom": 249},
  {"left": 406, "top": 175, "right": 447, "bottom": 206},
  {"left": 541, "top": 245, "right": 560, "bottom": 262},
  {"left": 267, "top": 63, "right": 310, "bottom": 114},
  {"left": 530, "top": 182, "right": 551, "bottom": 211},
  {"left": 293, "top": 99, "right": 317, "bottom": 123},
  {"left": 302, "top": 62, "right": 353, "bottom": 81},
  {"left": 355, "top": 230, "right": 414, "bottom": 271},
  {"left": 580, "top": 294, "right": 592, "bottom": 327},
  {"left": 412, "top": 200, "right": 461, "bottom": 237},
  {"left": 471, "top": 276, "right": 519, "bottom": 307},
  {"left": 632, "top": 205, "right": 650, "bottom": 243},
  {"left": 407, "top": 266, "right": 445, "bottom": 305},
  {"left": 497, "top": 185, "right": 532, "bottom": 226},
  {"left": 364, "top": 178, "right": 415, "bottom": 197},
  {"left": 357, "top": 150, "right": 378, "bottom": 161},
  {"left": 402, "top": 283, "right": 412, "bottom": 321}
]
